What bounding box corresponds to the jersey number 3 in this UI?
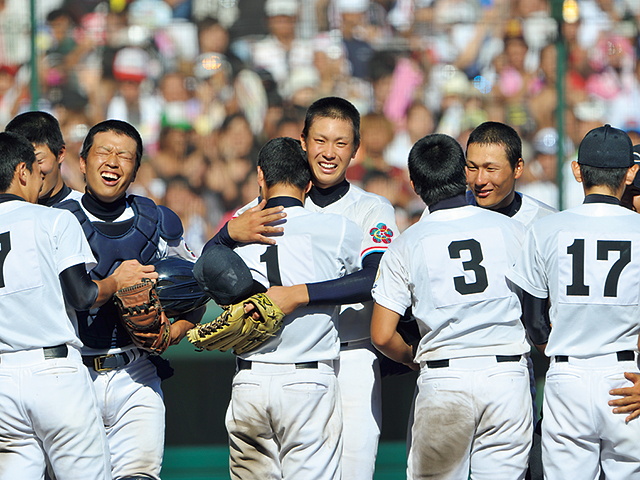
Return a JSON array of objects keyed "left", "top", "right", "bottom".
[
  {"left": 449, "top": 239, "right": 488, "bottom": 295},
  {"left": 0, "top": 231, "right": 11, "bottom": 288}
]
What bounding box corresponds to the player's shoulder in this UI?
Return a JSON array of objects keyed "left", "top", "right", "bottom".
[
  {"left": 347, "top": 183, "right": 394, "bottom": 208},
  {"left": 518, "top": 192, "right": 558, "bottom": 215}
]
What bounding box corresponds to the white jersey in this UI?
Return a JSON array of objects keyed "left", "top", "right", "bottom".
[
  {"left": 507, "top": 201, "right": 640, "bottom": 357},
  {"left": 0, "top": 198, "right": 96, "bottom": 352},
  {"left": 373, "top": 204, "right": 529, "bottom": 362},
  {"left": 305, "top": 184, "right": 398, "bottom": 342},
  {"left": 466, "top": 190, "right": 557, "bottom": 230},
  {"left": 235, "top": 203, "right": 362, "bottom": 363}
]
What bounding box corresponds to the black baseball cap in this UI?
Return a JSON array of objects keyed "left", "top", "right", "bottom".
[
  {"left": 632, "top": 144, "right": 640, "bottom": 188},
  {"left": 578, "top": 124, "right": 634, "bottom": 168}
]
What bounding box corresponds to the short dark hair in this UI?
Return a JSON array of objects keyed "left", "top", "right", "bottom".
[
  {"left": 80, "top": 120, "right": 143, "bottom": 175},
  {"left": 5, "top": 111, "right": 65, "bottom": 159},
  {"left": 257, "top": 137, "right": 311, "bottom": 190},
  {"left": 302, "top": 97, "right": 361, "bottom": 152},
  {"left": 408, "top": 134, "right": 467, "bottom": 206},
  {"left": 466, "top": 121, "right": 522, "bottom": 170},
  {"left": 0, "top": 132, "right": 36, "bottom": 192},
  {"left": 579, "top": 164, "right": 628, "bottom": 192}
]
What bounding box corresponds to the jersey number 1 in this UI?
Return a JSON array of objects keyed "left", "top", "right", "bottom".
[
  {"left": 566, "top": 239, "right": 631, "bottom": 297},
  {"left": 260, "top": 245, "right": 283, "bottom": 287},
  {"left": 0, "top": 231, "right": 11, "bottom": 288}
]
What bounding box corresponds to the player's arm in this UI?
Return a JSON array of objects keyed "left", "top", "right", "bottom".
[
  {"left": 521, "top": 290, "right": 550, "bottom": 357},
  {"left": 265, "top": 252, "right": 382, "bottom": 315},
  {"left": 608, "top": 372, "right": 640, "bottom": 423},
  {"left": 203, "top": 199, "right": 286, "bottom": 251},
  {"left": 168, "top": 306, "right": 207, "bottom": 345},
  {"left": 59, "top": 259, "right": 158, "bottom": 310},
  {"left": 371, "top": 302, "right": 418, "bottom": 369}
]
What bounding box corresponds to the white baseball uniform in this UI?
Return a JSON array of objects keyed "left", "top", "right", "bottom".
[
  {"left": 507, "top": 197, "right": 640, "bottom": 480},
  {"left": 373, "top": 200, "right": 532, "bottom": 479},
  {"left": 305, "top": 182, "right": 398, "bottom": 480},
  {"left": 0, "top": 196, "right": 110, "bottom": 480},
  {"left": 226, "top": 197, "right": 362, "bottom": 480}
]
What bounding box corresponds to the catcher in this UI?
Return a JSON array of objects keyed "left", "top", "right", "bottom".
[{"left": 188, "top": 137, "right": 363, "bottom": 480}]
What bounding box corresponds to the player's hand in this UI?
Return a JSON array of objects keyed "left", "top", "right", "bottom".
[
  {"left": 264, "top": 285, "right": 309, "bottom": 316},
  {"left": 168, "top": 319, "right": 194, "bottom": 345},
  {"left": 227, "top": 199, "right": 286, "bottom": 245},
  {"left": 609, "top": 372, "right": 640, "bottom": 423},
  {"left": 111, "top": 260, "right": 158, "bottom": 291}
]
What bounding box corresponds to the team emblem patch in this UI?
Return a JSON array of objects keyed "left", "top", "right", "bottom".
[{"left": 369, "top": 223, "right": 393, "bottom": 244}]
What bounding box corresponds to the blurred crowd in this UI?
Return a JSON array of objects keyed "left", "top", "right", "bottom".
[{"left": 2, "top": 0, "right": 640, "bottom": 253}]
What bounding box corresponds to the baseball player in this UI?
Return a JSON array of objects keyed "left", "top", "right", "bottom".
[
  {"left": 465, "top": 121, "right": 555, "bottom": 479},
  {"left": 0, "top": 131, "right": 154, "bottom": 479},
  {"left": 210, "top": 97, "right": 399, "bottom": 479},
  {"left": 220, "top": 137, "right": 362, "bottom": 479},
  {"left": 5, "top": 111, "right": 83, "bottom": 206},
  {"left": 507, "top": 124, "right": 640, "bottom": 479},
  {"left": 371, "top": 133, "right": 533, "bottom": 479},
  {"left": 53, "top": 120, "right": 204, "bottom": 480}
]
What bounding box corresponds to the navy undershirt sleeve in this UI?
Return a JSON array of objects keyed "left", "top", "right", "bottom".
[
  {"left": 521, "top": 291, "right": 551, "bottom": 346},
  {"left": 203, "top": 222, "right": 238, "bottom": 252},
  {"left": 306, "top": 253, "right": 383, "bottom": 306},
  {"left": 59, "top": 263, "right": 99, "bottom": 311}
]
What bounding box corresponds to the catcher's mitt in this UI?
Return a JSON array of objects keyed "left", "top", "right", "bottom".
[
  {"left": 114, "top": 278, "right": 171, "bottom": 355},
  {"left": 186, "top": 293, "right": 284, "bottom": 355}
]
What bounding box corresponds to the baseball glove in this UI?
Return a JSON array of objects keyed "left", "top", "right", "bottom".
[
  {"left": 114, "top": 278, "right": 172, "bottom": 355},
  {"left": 186, "top": 293, "right": 285, "bottom": 355}
]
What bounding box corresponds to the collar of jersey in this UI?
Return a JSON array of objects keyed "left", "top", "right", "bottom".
[
  {"left": 583, "top": 193, "right": 620, "bottom": 205},
  {"left": 307, "top": 179, "right": 350, "bottom": 207},
  {"left": 265, "top": 196, "right": 304, "bottom": 209},
  {"left": 82, "top": 190, "right": 128, "bottom": 221},
  {"left": 0, "top": 193, "right": 26, "bottom": 204},
  {"left": 38, "top": 183, "right": 72, "bottom": 207},
  {"left": 428, "top": 193, "right": 468, "bottom": 213}
]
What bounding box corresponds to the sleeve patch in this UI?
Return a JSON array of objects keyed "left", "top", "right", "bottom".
[{"left": 369, "top": 223, "right": 394, "bottom": 244}]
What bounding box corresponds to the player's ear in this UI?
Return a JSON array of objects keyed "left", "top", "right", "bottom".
[
  {"left": 300, "top": 134, "right": 307, "bottom": 152},
  {"left": 514, "top": 158, "right": 524, "bottom": 179},
  {"left": 410, "top": 180, "right": 418, "bottom": 195},
  {"left": 79, "top": 156, "right": 87, "bottom": 175},
  {"left": 257, "top": 166, "right": 265, "bottom": 189},
  {"left": 625, "top": 163, "right": 639, "bottom": 186},
  {"left": 57, "top": 145, "right": 66, "bottom": 166},
  {"left": 571, "top": 161, "right": 582, "bottom": 183},
  {"left": 304, "top": 180, "right": 312, "bottom": 194}
]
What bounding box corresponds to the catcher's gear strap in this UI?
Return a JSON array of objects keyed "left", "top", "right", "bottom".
[{"left": 59, "top": 263, "right": 99, "bottom": 311}]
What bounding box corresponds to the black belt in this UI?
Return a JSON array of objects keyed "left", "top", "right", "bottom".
[
  {"left": 83, "top": 352, "right": 132, "bottom": 372},
  {"left": 237, "top": 358, "right": 319, "bottom": 371},
  {"left": 43, "top": 344, "right": 68, "bottom": 359},
  {"left": 426, "top": 355, "right": 522, "bottom": 369},
  {"left": 555, "top": 351, "right": 635, "bottom": 363}
]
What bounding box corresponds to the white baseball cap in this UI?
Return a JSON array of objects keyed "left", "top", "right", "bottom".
[{"left": 265, "top": 0, "right": 299, "bottom": 17}]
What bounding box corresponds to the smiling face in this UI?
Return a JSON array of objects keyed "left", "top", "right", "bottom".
[
  {"left": 80, "top": 131, "right": 137, "bottom": 203},
  {"left": 466, "top": 142, "right": 523, "bottom": 209},
  {"left": 301, "top": 116, "right": 357, "bottom": 189}
]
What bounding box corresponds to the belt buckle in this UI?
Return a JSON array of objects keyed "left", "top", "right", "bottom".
[{"left": 94, "top": 355, "right": 114, "bottom": 372}]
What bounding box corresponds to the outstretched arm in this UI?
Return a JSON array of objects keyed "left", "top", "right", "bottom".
[
  {"left": 265, "top": 253, "right": 382, "bottom": 315},
  {"left": 60, "top": 259, "right": 158, "bottom": 310}
]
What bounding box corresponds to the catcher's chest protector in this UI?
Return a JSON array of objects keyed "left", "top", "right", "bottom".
[{"left": 54, "top": 196, "right": 183, "bottom": 349}]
